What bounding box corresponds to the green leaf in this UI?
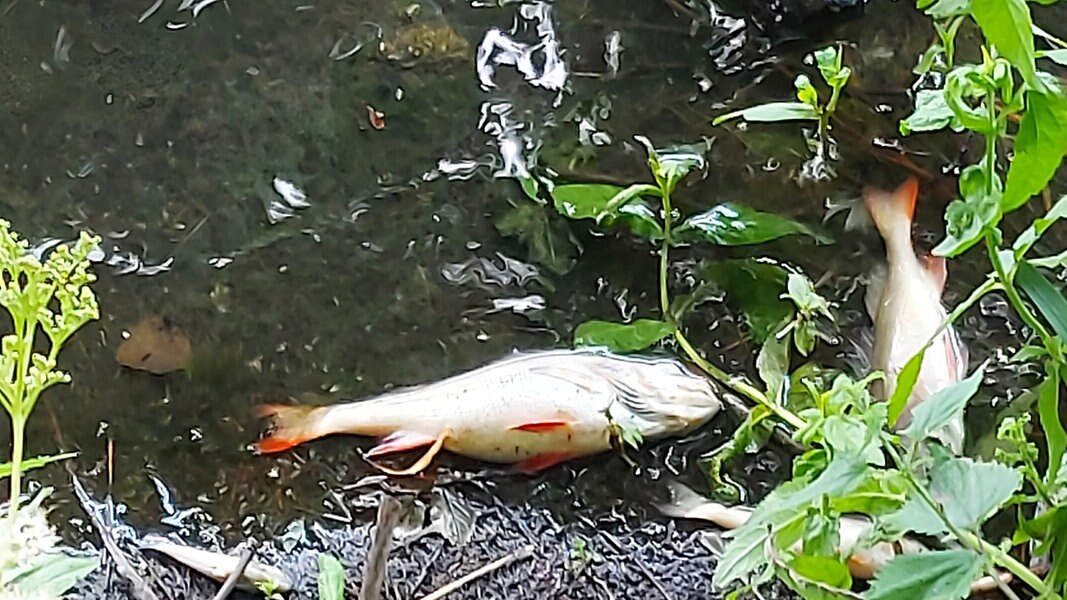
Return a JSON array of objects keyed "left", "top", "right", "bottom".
[
  {"left": 901, "top": 363, "right": 984, "bottom": 442},
  {"left": 4, "top": 553, "right": 99, "bottom": 596},
  {"left": 783, "top": 273, "right": 832, "bottom": 318},
  {"left": 317, "top": 554, "right": 346, "bottom": 600},
  {"left": 712, "top": 102, "right": 819, "bottom": 126},
  {"left": 866, "top": 550, "right": 983, "bottom": 600},
  {"left": 494, "top": 202, "right": 580, "bottom": 275},
  {"left": 573, "top": 319, "right": 675, "bottom": 352},
  {"left": 822, "top": 414, "right": 885, "bottom": 465},
  {"left": 1012, "top": 194, "right": 1067, "bottom": 259},
  {"left": 913, "top": 44, "right": 945, "bottom": 76},
  {"left": 934, "top": 165, "right": 1002, "bottom": 257},
  {"left": 969, "top": 0, "right": 1042, "bottom": 92},
  {"left": 611, "top": 202, "right": 664, "bottom": 241},
  {"left": 888, "top": 348, "right": 926, "bottom": 427},
  {"left": 0, "top": 452, "right": 78, "bottom": 479},
  {"left": 1038, "top": 365, "right": 1066, "bottom": 487},
  {"left": 551, "top": 184, "right": 625, "bottom": 219},
  {"left": 715, "top": 454, "right": 869, "bottom": 587},
  {"left": 757, "top": 330, "right": 790, "bottom": 399},
  {"left": 1017, "top": 261, "right": 1067, "bottom": 339},
  {"left": 672, "top": 203, "right": 828, "bottom": 246},
  {"left": 931, "top": 456, "right": 1022, "bottom": 531},
  {"left": 636, "top": 137, "right": 706, "bottom": 194},
  {"left": 784, "top": 555, "right": 853, "bottom": 600},
  {"left": 1002, "top": 90, "right": 1067, "bottom": 212},
  {"left": 697, "top": 259, "right": 792, "bottom": 343},
  {"left": 900, "top": 89, "right": 956, "bottom": 135},
  {"left": 1037, "top": 49, "right": 1067, "bottom": 67}
]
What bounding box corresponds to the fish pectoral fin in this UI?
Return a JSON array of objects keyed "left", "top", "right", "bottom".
[
  {"left": 366, "top": 431, "right": 438, "bottom": 458},
  {"left": 368, "top": 428, "right": 451, "bottom": 476},
  {"left": 509, "top": 420, "right": 569, "bottom": 433}
]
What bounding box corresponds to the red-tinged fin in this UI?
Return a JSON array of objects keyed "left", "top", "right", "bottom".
[
  {"left": 366, "top": 431, "right": 437, "bottom": 458},
  {"left": 864, "top": 178, "right": 920, "bottom": 253},
  {"left": 254, "top": 404, "right": 320, "bottom": 454},
  {"left": 920, "top": 252, "right": 948, "bottom": 293},
  {"left": 368, "top": 428, "right": 450, "bottom": 476},
  {"left": 514, "top": 452, "right": 573, "bottom": 474},
  {"left": 509, "top": 420, "right": 569, "bottom": 433}
]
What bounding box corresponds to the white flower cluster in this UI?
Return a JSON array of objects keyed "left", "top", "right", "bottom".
[{"left": 0, "top": 499, "right": 61, "bottom": 600}]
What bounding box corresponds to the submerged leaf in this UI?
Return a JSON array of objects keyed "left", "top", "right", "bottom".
[
  {"left": 866, "top": 550, "right": 982, "bottom": 600},
  {"left": 672, "top": 203, "right": 828, "bottom": 246},
  {"left": 698, "top": 259, "right": 792, "bottom": 343},
  {"left": 573, "top": 319, "right": 675, "bottom": 352},
  {"left": 494, "top": 203, "right": 580, "bottom": 275},
  {"left": 115, "top": 315, "right": 193, "bottom": 375}
]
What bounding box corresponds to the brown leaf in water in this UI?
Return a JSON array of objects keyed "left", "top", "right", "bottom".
[{"left": 115, "top": 315, "right": 192, "bottom": 374}]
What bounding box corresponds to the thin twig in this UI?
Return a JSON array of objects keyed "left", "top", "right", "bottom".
[
  {"left": 416, "top": 545, "right": 535, "bottom": 600},
  {"left": 360, "top": 495, "right": 403, "bottom": 600},
  {"left": 210, "top": 548, "right": 254, "bottom": 600}
]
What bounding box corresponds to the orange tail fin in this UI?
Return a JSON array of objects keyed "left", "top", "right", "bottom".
[
  {"left": 864, "top": 177, "right": 919, "bottom": 254},
  {"left": 254, "top": 404, "right": 320, "bottom": 454}
]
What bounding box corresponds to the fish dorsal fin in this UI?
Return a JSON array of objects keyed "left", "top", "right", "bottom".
[{"left": 919, "top": 252, "right": 948, "bottom": 294}]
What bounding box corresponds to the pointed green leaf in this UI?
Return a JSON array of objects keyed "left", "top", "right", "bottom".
[
  {"left": 866, "top": 550, "right": 982, "bottom": 600},
  {"left": 900, "top": 89, "right": 956, "bottom": 135},
  {"left": 931, "top": 456, "right": 1022, "bottom": 531},
  {"left": 673, "top": 203, "right": 828, "bottom": 246},
  {"left": 1038, "top": 366, "right": 1065, "bottom": 487},
  {"left": 551, "top": 184, "right": 625, "bottom": 219},
  {"left": 1017, "top": 261, "right": 1067, "bottom": 339},
  {"left": 888, "top": 348, "right": 926, "bottom": 426},
  {"left": 969, "top": 0, "right": 1042, "bottom": 92},
  {"left": 1037, "top": 49, "right": 1067, "bottom": 67},
  {"left": 901, "top": 363, "right": 985, "bottom": 442},
  {"left": 0, "top": 452, "right": 78, "bottom": 479},
  {"left": 573, "top": 319, "right": 675, "bottom": 352},
  {"left": 5, "top": 553, "right": 99, "bottom": 596},
  {"left": 1002, "top": 90, "right": 1067, "bottom": 212}
]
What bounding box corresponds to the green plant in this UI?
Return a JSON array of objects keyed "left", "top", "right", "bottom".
[
  {"left": 694, "top": 0, "right": 1067, "bottom": 596},
  {"left": 541, "top": 137, "right": 828, "bottom": 430},
  {"left": 0, "top": 221, "right": 98, "bottom": 520},
  {"left": 255, "top": 577, "right": 286, "bottom": 599},
  {"left": 713, "top": 45, "right": 852, "bottom": 178}
]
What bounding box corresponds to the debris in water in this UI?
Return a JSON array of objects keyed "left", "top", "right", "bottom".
[
  {"left": 367, "top": 105, "right": 386, "bottom": 130},
  {"left": 141, "top": 539, "right": 293, "bottom": 592},
  {"left": 115, "top": 315, "right": 192, "bottom": 374}
]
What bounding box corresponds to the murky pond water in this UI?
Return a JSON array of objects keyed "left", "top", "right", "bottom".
[{"left": 2, "top": 0, "right": 1065, "bottom": 594}]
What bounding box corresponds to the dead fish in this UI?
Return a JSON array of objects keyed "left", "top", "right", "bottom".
[
  {"left": 115, "top": 315, "right": 192, "bottom": 374},
  {"left": 141, "top": 539, "right": 293, "bottom": 592},
  {"left": 255, "top": 349, "right": 721, "bottom": 474},
  {"left": 864, "top": 178, "right": 968, "bottom": 453},
  {"left": 659, "top": 483, "right": 1010, "bottom": 593}
]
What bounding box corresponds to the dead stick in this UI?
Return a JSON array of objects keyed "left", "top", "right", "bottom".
[
  {"left": 211, "top": 548, "right": 254, "bottom": 600},
  {"left": 416, "top": 545, "right": 535, "bottom": 600},
  {"left": 359, "top": 495, "right": 403, "bottom": 600}
]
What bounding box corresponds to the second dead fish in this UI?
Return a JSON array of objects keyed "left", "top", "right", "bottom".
[{"left": 255, "top": 348, "right": 721, "bottom": 474}]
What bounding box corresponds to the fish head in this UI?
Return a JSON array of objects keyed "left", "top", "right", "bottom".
[{"left": 610, "top": 358, "right": 722, "bottom": 436}]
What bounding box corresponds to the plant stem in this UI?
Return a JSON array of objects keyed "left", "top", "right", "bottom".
[
  {"left": 659, "top": 188, "right": 673, "bottom": 317},
  {"left": 654, "top": 181, "right": 805, "bottom": 431},
  {"left": 674, "top": 331, "right": 806, "bottom": 430},
  {"left": 984, "top": 232, "right": 1056, "bottom": 352},
  {"left": 8, "top": 416, "right": 25, "bottom": 518}
]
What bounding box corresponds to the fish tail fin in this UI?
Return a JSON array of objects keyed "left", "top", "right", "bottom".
[
  {"left": 864, "top": 177, "right": 919, "bottom": 254},
  {"left": 254, "top": 404, "right": 323, "bottom": 453}
]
